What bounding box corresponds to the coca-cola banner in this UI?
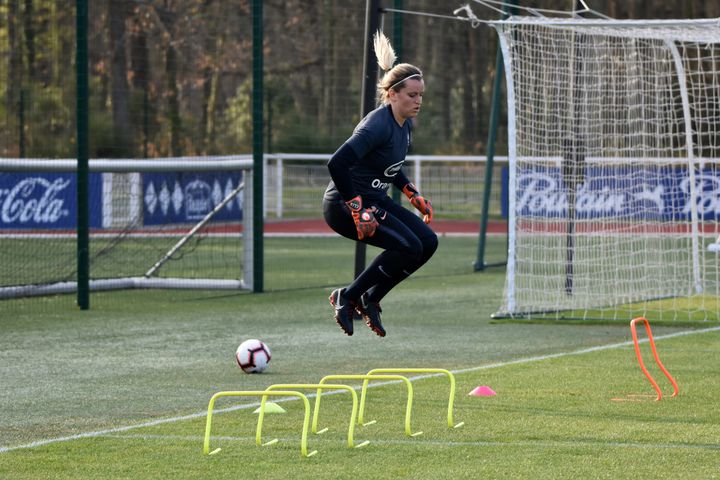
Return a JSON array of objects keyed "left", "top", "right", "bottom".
[
  {"left": 142, "top": 172, "right": 244, "bottom": 225},
  {"left": 0, "top": 171, "right": 243, "bottom": 230},
  {"left": 0, "top": 173, "right": 102, "bottom": 229},
  {"left": 502, "top": 164, "right": 720, "bottom": 221}
]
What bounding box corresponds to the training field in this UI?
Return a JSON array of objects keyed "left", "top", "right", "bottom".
[{"left": 1, "top": 237, "right": 719, "bottom": 479}]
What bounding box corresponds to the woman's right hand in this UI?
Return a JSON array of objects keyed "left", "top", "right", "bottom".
[{"left": 346, "top": 196, "right": 378, "bottom": 240}]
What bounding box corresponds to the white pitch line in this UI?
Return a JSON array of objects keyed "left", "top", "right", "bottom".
[
  {"left": 2, "top": 325, "right": 719, "bottom": 454},
  {"left": 105, "top": 433, "right": 720, "bottom": 452},
  {"left": 452, "top": 324, "right": 720, "bottom": 376}
]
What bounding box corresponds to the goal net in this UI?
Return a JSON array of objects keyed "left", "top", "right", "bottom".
[
  {"left": 493, "top": 17, "right": 720, "bottom": 321},
  {"left": 0, "top": 156, "right": 253, "bottom": 299}
]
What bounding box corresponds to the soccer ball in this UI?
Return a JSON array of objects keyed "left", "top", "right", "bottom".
[{"left": 235, "top": 339, "right": 271, "bottom": 373}]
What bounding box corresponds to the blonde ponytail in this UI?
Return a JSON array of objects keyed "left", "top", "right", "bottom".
[
  {"left": 373, "top": 30, "right": 423, "bottom": 105},
  {"left": 373, "top": 30, "right": 397, "bottom": 72}
]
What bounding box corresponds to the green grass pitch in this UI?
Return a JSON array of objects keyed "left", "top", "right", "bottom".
[{"left": 1, "top": 237, "right": 719, "bottom": 479}]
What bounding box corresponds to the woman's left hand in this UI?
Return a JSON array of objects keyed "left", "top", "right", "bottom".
[{"left": 402, "top": 183, "right": 433, "bottom": 224}]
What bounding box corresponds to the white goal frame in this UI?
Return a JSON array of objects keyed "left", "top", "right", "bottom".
[
  {"left": 0, "top": 156, "right": 254, "bottom": 298},
  {"left": 491, "top": 17, "right": 720, "bottom": 319}
]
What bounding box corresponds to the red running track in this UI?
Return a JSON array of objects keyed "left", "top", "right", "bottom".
[
  {"left": 264, "top": 218, "right": 507, "bottom": 235},
  {"left": 0, "top": 219, "right": 506, "bottom": 236}
]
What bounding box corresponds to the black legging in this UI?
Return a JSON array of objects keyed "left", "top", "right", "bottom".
[{"left": 323, "top": 195, "right": 438, "bottom": 303}]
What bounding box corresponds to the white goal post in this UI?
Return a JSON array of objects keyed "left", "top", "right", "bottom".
[
  {"left": 492, "top": 17, "right": 720, "bottom": 321},
  {"left": 0, "top": 156, "right": 254, "bottom": 298}
]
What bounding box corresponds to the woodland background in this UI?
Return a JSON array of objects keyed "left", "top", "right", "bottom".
[{"left": 2, "top": 0, "right": 719, "bottom": 160}]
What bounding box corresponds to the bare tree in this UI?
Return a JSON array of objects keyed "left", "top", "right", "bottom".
[{"left": 109, "top": 0, "right": 133, "bottom": 156}]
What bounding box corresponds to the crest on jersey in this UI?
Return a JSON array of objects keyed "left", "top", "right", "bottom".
[{"left": 384, "top": 161, "right": 404, "bottom": 177}]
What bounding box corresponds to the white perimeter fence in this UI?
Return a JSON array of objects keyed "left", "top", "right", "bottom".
[{"left": 263, "top": 154, "right": 507, "bottom": 219}]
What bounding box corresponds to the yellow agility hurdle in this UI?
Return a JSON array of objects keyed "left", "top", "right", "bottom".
[
  {"left": 317, "top": 374, "right": 422, "bottom": 437},
  {"left": 263, "top": 383, "right": 370, "bottom": 448},
  {"left": 364, "top": 368, "right": 465, "bottom": 429},
  {"left": 203, "top": 390, "right": 317, "bottom": 457}
]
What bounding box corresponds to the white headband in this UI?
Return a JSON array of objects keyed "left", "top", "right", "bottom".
[{"left": 389, "top": 73, "right": 423, "bottom": 90}]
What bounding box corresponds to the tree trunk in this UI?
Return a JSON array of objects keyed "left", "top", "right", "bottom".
[
  {"left": 109, "top": 0, "right": 133, "bottom": 156},
  {"left": 23, "top": 0, "right": 35, "bottom": 78},
  {"left": 155, "top": 5, "right": 181, "bottom": 157},
  {"left": 166, "top": 43, "right": 181, "bottom": 157},
  {"left": 200, "top": 0, "right": 223, "bottom": 155},
  {"left": 8, "top": 0, "right": 22, "bottom": 156},
  {"left": 130, "top": 6, "right": 151, "bottom": 157}
]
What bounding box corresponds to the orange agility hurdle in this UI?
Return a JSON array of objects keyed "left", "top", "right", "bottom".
[{"left": 630, "top": 317, "right": 679, "bottom": 401}]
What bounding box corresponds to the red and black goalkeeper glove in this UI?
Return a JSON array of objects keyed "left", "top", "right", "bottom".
[
  {"left": 346, "top": 195, "right": 378, "bottom": 240},
  {"left": 402, "top": 183, "right": 433, "bottom": 224}
]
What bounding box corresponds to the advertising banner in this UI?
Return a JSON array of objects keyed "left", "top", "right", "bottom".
[
  {"left": 0, "top": 171, "right": 243, "bottom": 229},
  {"left": 502, "top": 164, "right": 720, "bottom": 221},
  {"left": 0, "top": 173, "right": 102, "bottom": 229},
  {"left": 142, "top": 172, "right": 244, "bottom": 225}
]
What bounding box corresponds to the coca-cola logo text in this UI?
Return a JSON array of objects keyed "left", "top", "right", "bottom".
[{"left": 0, "top": 177, "right": 71, "bottom": 225}]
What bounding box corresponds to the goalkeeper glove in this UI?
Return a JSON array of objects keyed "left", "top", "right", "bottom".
[
  {"left": 346, "top": 195, "right": 378, "bottom": 240},
  {"left": 402, "top": 183, "right": 433, "bottom": 224}
]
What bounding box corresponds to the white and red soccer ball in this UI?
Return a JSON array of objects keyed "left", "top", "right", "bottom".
[{"left": 235, "top": 339, "right": 271, "bottom": 373}]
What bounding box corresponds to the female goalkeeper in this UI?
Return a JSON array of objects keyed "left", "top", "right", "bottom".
[{"left": 323, "top": 31, "right": 437, "bottom": 337}]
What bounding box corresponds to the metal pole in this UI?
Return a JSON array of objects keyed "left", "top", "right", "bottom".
[
  {"left": 252, "top": 0, "right": 264, "bottom": 292},
  {"left": 76, "top": 0, "right": 89, "bottom": 309},
  {"left": 474, "top": 0, "right": 517, "bottom": 272},
  {"left": 354, "top": 0, "right": 382, "bottom": 280},
  {"left": 392, "top": 0, "right": 403, "bottom": 59},
  {"left": 391, "top": 0, "right": 403, "bottom": 204}
]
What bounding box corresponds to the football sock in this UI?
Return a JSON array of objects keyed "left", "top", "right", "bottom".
[{"left": 344, "top": 251, "right": 407, "bottom": 301}]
